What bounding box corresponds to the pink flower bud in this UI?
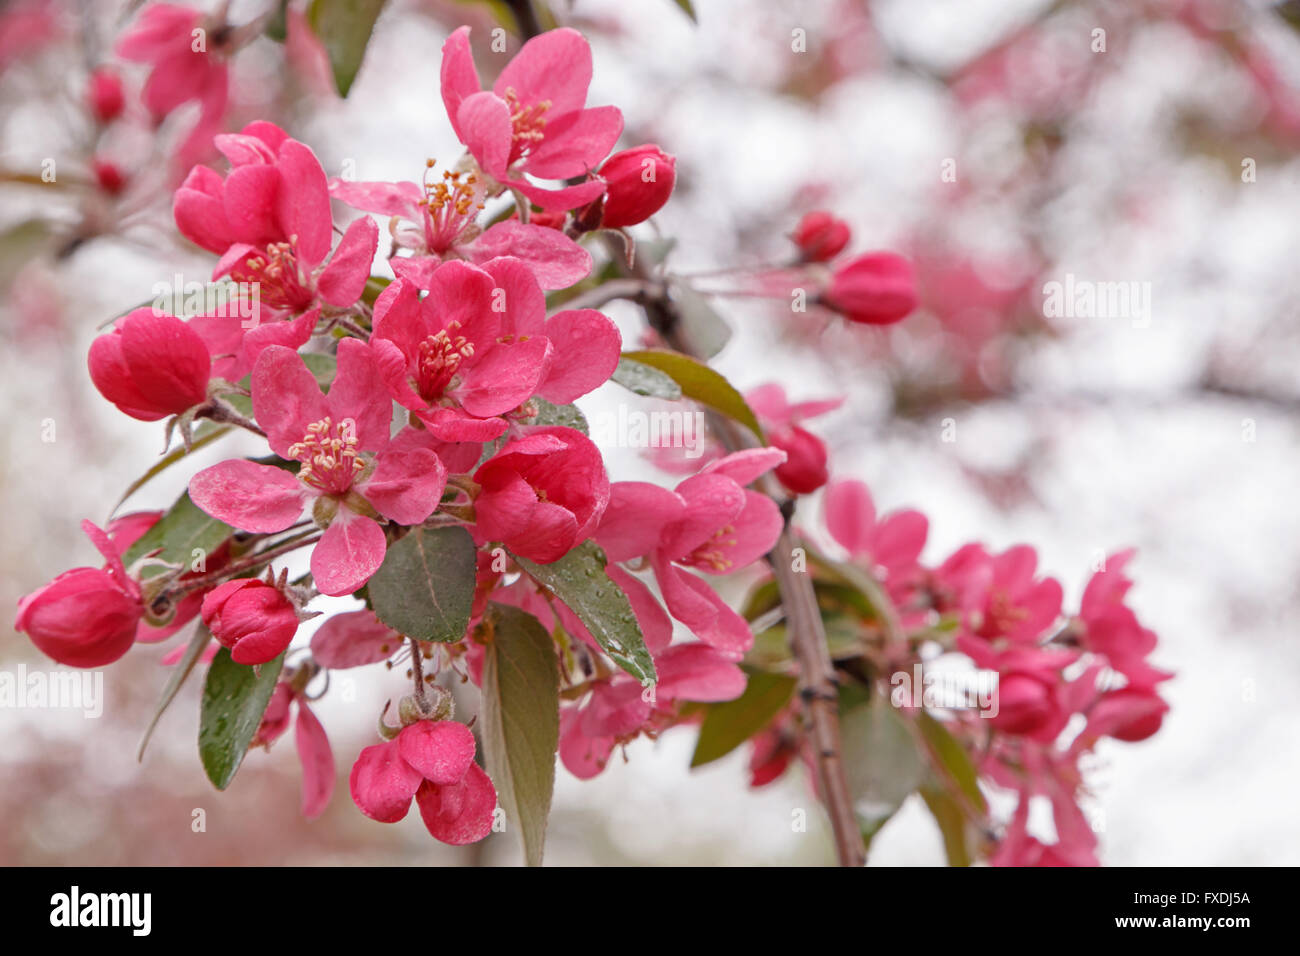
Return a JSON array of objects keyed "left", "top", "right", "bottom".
[
  {"left": 15, "top": 567, "right": 143, "bottom": 668},
  {"left": 790, "top": 211, "right": 850, "bottom": 262},
  {"left": 87, "top": 66, "right": 125, "bottom": 124},
  {"left": 201, "top": 578, "right": 300, "bottom": 665},
  {"left": 88, "top": 308, "right": 212, "bottom": 421},
  {"left": 15, "top": 521, "right": 143, "bottom": 669},
  {"left": 599, "top": 144, "right": 676, "bottom": 229},
  {"left": 989, "top": 673, "right": 1058, "bottom": 737},
  {"left": 823, "top": 252, "right": 918, "bottom": 325},
  {"left": 473, "top": 426, "right": 610, "bottom": 563},
  {"left": 1091, "top": 686, "right": 1169, "bottom": 742},
  {"left": 769, "top": 425, "right": 830, "bottom": 494},
  {"left": 93, "top": 158, "right": 127, "bottom": 196}
]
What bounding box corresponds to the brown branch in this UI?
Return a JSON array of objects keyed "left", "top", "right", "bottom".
[{"left": 613, "top": 242, "right": 865, "bottom": 867}]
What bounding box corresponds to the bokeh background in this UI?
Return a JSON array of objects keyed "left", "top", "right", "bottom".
[{"left": 2, "top": 0, "right": 1299, "bottom": 865}]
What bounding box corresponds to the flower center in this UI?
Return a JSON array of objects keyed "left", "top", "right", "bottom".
[
  {"left": 242, "top": 239, "right": 313, "bottom": 311},
  {"left": 979, "top": 590, "right": 1029, "bottom": 638},
  {"left": 688, "top": 524, "right": 736, "bottom": 572},
  {"left": 503, "top": 87, "right": 550, "bottom": 163},
  {"left": 421, "top": 160, "right": 484, "bottom": 253},
  {"left": 287, "top": 417, "right": 363, "bottom": 494},
  {"left": 415, "top": 323, "right": 474, "bottom": 401}
]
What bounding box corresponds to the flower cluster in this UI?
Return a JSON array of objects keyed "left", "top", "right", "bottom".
[{"left": 11, "top": 15, "right": 1166, "bottom": 868}]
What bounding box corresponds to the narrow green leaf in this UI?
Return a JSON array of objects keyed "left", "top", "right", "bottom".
[
  {"left": 366, "top": 526, "right": 476, "bottom": 642},
  {"left": 690, "top": 669, "right": 796, "bottom": 767},
  {"left": 839, "top": 691, "right": 926, "bottom": 845},
  {"left": 307, "top": 0, "right": 389, "bottom": 97},
  {"left": 113, "top": 424, "right": 231, "bottom": 512},
  {"left": 480, "top": 604, "right": 560, "bottom": 867},
  {"left": 122, "top": 491, "right": 233, "bottom": 577},
  {"left": 621, "top": 348, "right": 762, "bottom": 438},
  {"left": 199, "top": 647, "right": 284, "bottom": 790},
  {"left": 672, "top": 0, "right": 698, "bottom": 22},
  {"left": 920, "top": 786, "right": 973, "bottom": 867},
  {"left": 515, "top": 542, "right": 656, "bottom": 684},
  {"left": 611, "top": 356, "right": 683, "bottom": 399},
  {"left": 915, "top": 709, "right": 986, "bottom": 813},
  {"left": 361, "top": 275, "right": 391, "bottom": 305},
  {"left": 138, "top": 623, "right": 212, "bottom": 761}
]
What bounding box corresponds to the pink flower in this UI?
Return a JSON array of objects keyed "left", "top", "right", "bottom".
[
  {"left": 824, "top": 479, "right": 928, "bottom": 588},
  {"left": 596, "top": 449, "right": 786, "bottom": 654},
  {"left": 1086, "top": 686, "right": 1169, "bottom": 742},
  {"left": 330, "top": 167, "right": 592, "bottom": 290},
  {"left": 473, "top": 426, "right": 610, "bottom": 563},
  {"left": 189, "top": 340, "right": 448, "bottom": 596},
  {"left": 747, "top": 384, "right": 842, "bottom": 494},
  {"left": 1077, "top": 550, "right": 1171, "bottom": 688},
  {"left": 597, "top": 145, "right": 676, "bottom": 228},
  {"left": 790, "top": 211, "right": 851, "bottom": 263},
  {"left": 200, "top": 577, "right": 299, "bottom": 665},
  {"left": 252, "top": 680, "right": 335, "bottom": 819},
  {"left": 823, "top": 252, "right": 918, "bottom": 325},
  {"left": 944, "top": 545, "right": 1063, "bottom": 648},
  {"left": 14, "top": 521, "right": 143, "bottom": 668},
  {"left": 86, "top": 66, "right": 125, "bottom": 124},
  {"left": 116, "top": 3, "right": 228, "bottom": 160},
  {"left": 369, "top": 260, "right": 619, "bottom": 441},
  {"left": 87, "top": 308, "right": 211, "bottom": 421},
  {"left": 440, "top": 26, "right": 622, "bottom": 211},
  {"left": 174, "top": 121, "right": 378, "bottom": 318},
  {"left": 350, "top": 720, "right": 496, "bottom": 845}
]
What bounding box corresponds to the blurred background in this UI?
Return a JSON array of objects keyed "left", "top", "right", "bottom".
[{"left": 2, "top": 0, "right": 1299, "bottom": 865}]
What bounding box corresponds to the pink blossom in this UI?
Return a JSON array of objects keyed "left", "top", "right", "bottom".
[
  {"left": 86, "top": 66, "right": 125, "bottom": 124},
  {"left": 1077, "top": 549, "right": 1171, "bottom": 688},
  {"left": 474, "top": 425, "right": 610, "bottom": 563},
  {"left": 369, "top": 260, "right": 619, "bottom": 440},
  {"left": 200, "top": 577, "right": 299, "bottom": 665},
  {"left": 824, "top": 479, "right": 928, "bottom": 588},
  {"left": 596, "top": 449, "right": 786, "bottom": 654},
  {"left": 350, "top": 720, "right": 496, "bottom": 845},
  {"left": 747, "top": 384, "right": 842, "bottom": 494},
  {"left": 597, "top": 144, "right": 676, "bottom": 229},
  {"left": 14, "top": 521, "right": 143, "bottom": 668},
  {"left": 440, "top": 26, "right": 622, "bottom": 211},
  {"left": 252, "top": 680, "right": 335, "bottom": 819},
  {"left": 823, "top": 252, "right": 918, "bottom": 325},
  {"left": 331, "top": 167, "right": 592, "bottom": 290},
  {"left": 790, "top": 211, "right": 851, "bottom": 263},
  {"left": 88, "top": 308, "right": 211, "bottom": 421},
  {"left": 189, "top": 341, "right": 448, "bottom": 596},
  {"left": 174, "top": 122, "right": 377, "bottom": 318}
]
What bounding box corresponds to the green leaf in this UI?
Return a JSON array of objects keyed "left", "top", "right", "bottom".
[
  {"left": 138, "top": 623, "right": 212, "bottom": 761},
  {"left": 839, "top": 691, "right": 926, "bottom": 845},
  {"left": 361, "top": 275, "right": 391, "bottom": 306},
  {"left": 672, "top": 0, "right": 698, "bottom": 22},
  {"left": 515, "top": 542, "right": 656, "bottom": 684},
  {"left": 366, "top": 526, "right": 476, "bottom": 642},
  {"left": 920, "top": 786, "right": 975, "bottom": 867},
  {"left": 0, "top": 219, "right": 56, "bottom": 294},
  {"left": 914, "top": 710, "right": 986, "bottom": 813},
  {"left": 122, "top": 491, "right": 232, "bottom": 577},
  {"left": 525, "top": 397, "right": 588, "bottom": 434},
  {"left": 621, "top": 349, "right": 762, "bottom": 439},
  {"left": 307, "top": 0, "right": 389, "bottom": 97},
  {"left": 690, "top": 669, "right": 796, "bottom": 767},
  {"left": 611, "top": 356, "right": 683, "bottom": 399},
  {"left": 300, "top": 352, "right": 337, "bottom": 389},
  {"left": 199, "top": 647, "right": 285, "bottom": 790},
  {"left": 668, "top": 282, "right": 731, "bottom": 358},
  {"left": 480, "top": 604, "right": 560, "bottom": 867},
  {"left": 264, "top": 0, "right": 290, "bottom": 41}
]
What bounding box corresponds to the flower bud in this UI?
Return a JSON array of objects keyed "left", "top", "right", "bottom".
[
  {"left": 87, "top": 308, "right": 212, "bottom": 421},
  {"left": 15, "top": 567, "right": 143, "bottom": 668},
  {"left": 823, "top": 252, "right": 918, "bottom": 325},
  {"left": 790, "top": 211, "right": 850, "bottom": 262},
  {"left": 201, "top": 578, "right": 300, "bottom": 665},
  {"left": 598, "top": 144, "right": 676, "bottom": 229},
  {"left": 87, "top": 67, "right": 125, "bottom": 124},
  {"left": 93, "top": 158, "right": 128, "bottom": 196}
]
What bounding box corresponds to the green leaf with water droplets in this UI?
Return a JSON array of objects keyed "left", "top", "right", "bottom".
[
  {"left": 514, "top": 542, "right": 656, "bottom": 684},
  {"left": 366, "top": 526, "right": 476, "bottom": 643},
  {"left": 122, "top": 491, "right": 232, "bottom": 578},
  {"left": 198, "top": 647, "right": 284, "bottom": 790}
]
